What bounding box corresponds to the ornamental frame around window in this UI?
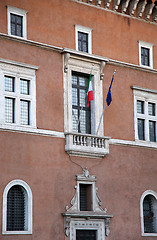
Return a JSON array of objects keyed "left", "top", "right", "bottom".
[
  {"left": 138, "top": 41, "right": 153, "bottom": 69},
  {"left": 7, "top": 6, "right": 27, "bottom": 39},
  {"left": 140, "top": 190, "right": 157, "bottom": 237},
  {"left": 133, "top": 87, "right": 157, "bottom": 143},
  {"left": 2, "top": 179, "right": 33, "bottom": 235},
  {"left": 0, "top": 60, "right": 37, "bottom": 128},
  {"left": 63, "top": 55, "right": 104, "bottom": 136},
  {"left": 75, "top": 25, "right": 92, "bottom": 54}
]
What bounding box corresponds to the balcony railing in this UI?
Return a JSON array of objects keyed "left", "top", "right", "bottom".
[{"left": 65, "top": 132, "right": 110, "bottom": 158}]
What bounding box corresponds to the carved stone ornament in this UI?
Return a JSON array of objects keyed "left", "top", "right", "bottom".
[
  {"left": 100, "top": 61, "right": 106, "bottom": 80},
  {"left": 62, "top": 169, "right": 113, "bottom": 238},
  {"left": 64, "top": 53, "right": 70, "bottom": 73}
]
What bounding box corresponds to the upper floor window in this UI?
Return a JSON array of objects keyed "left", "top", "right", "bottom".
[
  {"left": 0, "top": 59, "right": 37, "bottom": 128},
  {"left": 3, "top": 179, "right": 33, "bottom": 234},
  {"left": 72, "top": 73, "right": 91, "bottom": 134},
  {"left": 7, "top": 6, "right": 27, "bottom": 39},
  {"left": 132, "top": 86, "right": 157, "bottom": 143},
  {"left": 140, "top": 190, "right": 157, "bottom": 236},
  {"left": 139, "top": 41, "right": 153, "bottom": 68},
  {"left": 75, "top": 25, "right": 92, "bottom": 54}
]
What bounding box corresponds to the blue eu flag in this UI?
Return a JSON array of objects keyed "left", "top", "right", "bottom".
[{"left": 106, "top": 71, "right": 115, "bottom": 106}]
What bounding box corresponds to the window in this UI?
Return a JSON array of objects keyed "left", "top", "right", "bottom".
[
  {"left": 139, "top": 41, "right": 153, "bottom": 68},
  {"left": 0, "top": 59, "right": 37, "bottom": 128},
  {"left": 75, "top": 25, "right": 92, "bottom": 54},
  {"left": 140, "top": 190, "right": 157, "bottom": 236},
  {"left": 64, "top": 53, "right": 104, "bottom": 136},
  {"left": 3, "top": 179, "right": 33, "bottom": 234},
  {"left": 79, "top": 184, "right": 92, "bottom": 211},
  {"left": 7, "top": 6, "right": 27, "bottom": 39},
  {"left": 72, "top": 73, "right": 91, "bottom": 134},
  {"left": 62, "top": 169, "right": 113, "bottom": 240},
  {"left": 76, "top": 230, "right": 96, "bottom": 240},
  {"left": 132, "top": 86, "right": 157, "bottom": 143}
]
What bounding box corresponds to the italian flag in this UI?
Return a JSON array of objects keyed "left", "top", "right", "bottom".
[{"left": 86, "top": 74, "right": 93, "bottom": 107}]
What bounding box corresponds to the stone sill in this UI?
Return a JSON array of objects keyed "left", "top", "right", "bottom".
[{"left": 65, "top": 132, "right": 110, "bottom": 158}]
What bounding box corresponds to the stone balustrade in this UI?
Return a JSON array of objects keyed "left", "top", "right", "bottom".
[{"left": 65, "top": 132, "right": 110, "bottom": 158}]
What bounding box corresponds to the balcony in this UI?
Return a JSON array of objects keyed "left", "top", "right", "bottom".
[{"left": 65, "top": 132, "right": 110, "bottom": 158}]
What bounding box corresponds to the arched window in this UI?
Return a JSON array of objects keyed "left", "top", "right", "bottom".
[
  {"left": 140, "top": 190, "right": 157, "bottom": 236},
  {"left": 3, "top": 180, "right": 32, "bottom": 234}
]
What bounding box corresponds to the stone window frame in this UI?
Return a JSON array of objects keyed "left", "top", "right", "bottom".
[
  {"left": 7, "top": 6, "right": 27, "bottom": 39},
  {"left": 140, "top": 190, "right": 157, "bottom": 236},
  {"left": 138, "top": 41, "right": 153, "bottom": 69},
  {"left": 63, "top": 51, "right": 107, "bottom": 136},
  {"left": 0, "top": 59, "right": 38, "bottom": 129},
  {"left": 2, "top": 179, "right": 33, "bottom": 235},
  {"left": 132, "top": 86, "right": 157, "bottom": 143},
  {"left": 75, "top": 25, "right": 92, "bottom": 54}
]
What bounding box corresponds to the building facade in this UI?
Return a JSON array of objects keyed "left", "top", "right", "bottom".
[{"left": 0, "top": 0, "right": 157, "bottom": 239}]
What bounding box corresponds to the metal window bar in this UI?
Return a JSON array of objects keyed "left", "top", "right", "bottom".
[
  {"left": 7, "top": 185, "right": 25, "bottom": 231},
  {"left": 143, "top": 195, "right": 156, "bottom": 233}
]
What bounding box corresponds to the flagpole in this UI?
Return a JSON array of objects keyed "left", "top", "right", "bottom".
[
  {"left": 96, "top": 101, "right": 107, "bottom": 135},
  {"left": 96, "top": 69, "right": 116, "bottom": 135}
]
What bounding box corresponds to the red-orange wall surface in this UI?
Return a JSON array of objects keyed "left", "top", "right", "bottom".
[{"left": 0, "top": 0, "right": 157, "bottom": 240}]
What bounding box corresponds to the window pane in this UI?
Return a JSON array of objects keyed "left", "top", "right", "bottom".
[
  {"left": 149, "top": 121, "right": 156, "bottom": 142},
  {"left": 143, "top": 195, "right": 156, "bottom": 233},
  {"left": 148, "top": 103, "right": 155, "bottom": 116},
  {"left": 80, "top": 89, "right": 86, "bottom": 107},
  {"left": 78, "top": 32, "right": 88, "bottom": 53},
  {"left": 20, "top": 79, "right": 30, "bottom": 95},
  {"left": 7, "top": 185, "right": 25, "bottom": 231},
  {"left": 5, "top": 76, "right": 15, "bottom": 92},
  {"left": 17, "top": 24, "right": 22, "bottom": 37},
  {"left": 20, "top": 100, "right": 29, "bottom": 125},
  {"left": 11, "top": 23, "right": 16, "bottom": 35},
  {"left": 72, "top": 108, "right": 78, "bottom": 132},
  {"left": 79, "top": 184, "right": 92, "bottom": 211},
  {"left": 137, "top": 100, "right": 144, "bottom": 114},
  {"left": 5, "top": 98, "right": 15, "bottom": 123},
  {"left": 138, "top": 119, "right": 145, "bottom": 140},
  {"left": 72, "top": 88, "right": 77, "bottom": 106},
  {"left": 141, "top": 47, "right": 150, "bottom": 66},
  {"left": 10, "top": 13, "right": 23, "bottom": 37},
  {"left": 76, "top": 230, "right": 96, "bottom": 240}
]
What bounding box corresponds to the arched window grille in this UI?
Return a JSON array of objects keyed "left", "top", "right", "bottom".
[
  {"left": 7, "top": 185, "right": 26, "bottom": 231},
  {"left": 143, "top": 195, "right": 156, "bottom": 233}
]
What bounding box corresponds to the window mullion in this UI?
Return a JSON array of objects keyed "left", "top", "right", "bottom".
[
  {"left": 16, "top": 77, "right": 20, "bottom": 125},
  {"left": 145, "top": 101, "right": 149, "bottom": 141}
]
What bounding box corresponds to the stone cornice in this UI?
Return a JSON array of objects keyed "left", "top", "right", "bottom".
[
  {"left": 131, "top": 85, "right": 157, "bottom": 94},
  {"left": 62, "top": 48, "right": 109, "bottom": 63},
  {"left": 72, "top": 0, "right": 157, "bottom": 25},
  {"left": 108, "top": 58, "right": 157, "bottom": 74},
  {"left": 0, "top": 57, "right": 39, "bottom": 70},
  {"left": 0, "top": 33, "right": 63, "bottom": 53}
]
